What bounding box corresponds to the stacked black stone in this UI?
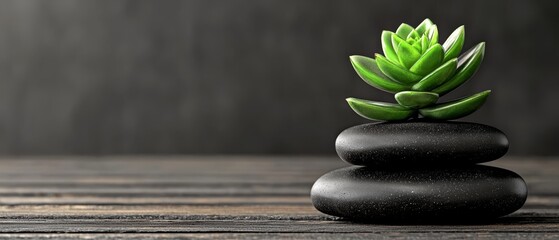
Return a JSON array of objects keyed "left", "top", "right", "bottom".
[{"left": 311, "top": 120, "right": 527, "bottom": 223}]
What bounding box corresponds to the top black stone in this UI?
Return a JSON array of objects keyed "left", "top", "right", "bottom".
[{"left": 335, "top": 120, "right": 509, "bottom": 167}]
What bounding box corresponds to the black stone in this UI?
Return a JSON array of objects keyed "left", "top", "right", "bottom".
[
  {"left": 310, "top": 165, "right": 527, "bottom": 222},
  {"left": 335, "top": 120, "right": 509, "bottom": 166}
]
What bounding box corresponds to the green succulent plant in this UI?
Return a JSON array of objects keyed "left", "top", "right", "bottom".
[{"left": 347, "top": 19, "right": 489, "bottom": 121}]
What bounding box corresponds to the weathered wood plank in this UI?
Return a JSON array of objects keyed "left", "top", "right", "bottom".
[
  {"left": 0, "top": 156, "right": 554, "bottom": 239},
  {"left": 0, "top": 233, "right": 556, "bottom": 240},
  {"left": 0, "top": 203, "right": 554, "bottom": 217},
  {"left": 0, "top": 195, "right": 554, "bottom": 208},
  {"left": 0, "top": 204, "right": 321, "bottom": 217},
  {"left": 0, "top": 196, "right": 311, "bottom": 205},
  {"left": 0, "top": 214, "right": 556, "bottom": 233}
]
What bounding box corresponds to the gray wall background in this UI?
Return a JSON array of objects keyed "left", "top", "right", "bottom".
[{"left": 0, "top": 0, "right": 556, "bottom": 155}]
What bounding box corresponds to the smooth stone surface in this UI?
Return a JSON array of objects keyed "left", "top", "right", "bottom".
[
  {"left": 311, "top": 165, "right": 527, "bottom": 222},
  {"left": 335, "top": 120, "right": 509, "bottom": 166}
]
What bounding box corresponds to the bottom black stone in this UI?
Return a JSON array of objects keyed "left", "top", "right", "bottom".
[{"left": 310, "top": 165, "right": 527, "bottom": 223}]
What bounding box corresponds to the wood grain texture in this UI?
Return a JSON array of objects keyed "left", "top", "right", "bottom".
[{"left": 0, "top": 156, "right": 556, "bottom": 239}]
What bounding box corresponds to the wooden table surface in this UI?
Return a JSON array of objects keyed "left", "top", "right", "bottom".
[{"left": 0, "top": 156, "right": 556, "bottom": 239}]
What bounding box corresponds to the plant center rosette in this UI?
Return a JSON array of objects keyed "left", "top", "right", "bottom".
[{"left": 347, "top": 19, "right": 488, "bottom": 121}]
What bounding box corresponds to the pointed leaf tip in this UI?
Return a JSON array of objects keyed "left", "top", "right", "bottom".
[
  {"left": 432, "top": 42, "right": 486, "bottom": 95},
  {"left": 419, "top": 90, "right": 491, "bottom": 120},
  {"left": 381, "top": 31, "right": 399, "bottom": 63},
  {"left": 396, "top": 23, "right": 415, "bottom": 39},
  {"left": 416, "top": 18, "right": 434, "bottom": 36},
  {"left": 349, "top": 55, "right": 410, "bottom": 93},
  {"left": 442, "top": 26, "right": 465, "bottom": 62},
  {"left": 427, "top": 24, "right": 439, "bottom": 47}
]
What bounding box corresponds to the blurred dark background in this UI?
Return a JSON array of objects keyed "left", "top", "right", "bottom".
[{"left": 0, "top": 0, "right": 556, "bottom": 155}]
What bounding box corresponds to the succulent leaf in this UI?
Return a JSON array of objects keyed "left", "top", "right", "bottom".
[
  {"left": 427, "top": 25, "right": 439, "bottom": 47},
  {"left": 457, "top": 41, "right": 483, "bottom": 67},
  {"left": 412, "top": 41, "right": 422, "bottom": 52},
  {"left": 420, "top": 35, "right": 429, "bottom": 53},
  {"left": 415, "top": 19, "right": 434, "bottom": 36},
  {"left": 349, "top": 55, "right": 410, "bottom": 93},
  {"left": 396, "top": 23, "right": 414, "bottom": 39},
  {"left": 381, "top": 31, "right": 399, "bottom": 63},
  {"left": 418, "top": 90, "right": 491, "bottom": 120},
  {"left": 412, "top": 58, "right": 457, "bottom": 91},
  {"left": 375, "top": 54, "right": 422, "bottom": 84},
  {"left": 442, "top": 26, "right": 465, "bottom": 62},
  {"left": 397, "top": 41, "right": 422, "bottom": 69},
  {"left": 395, "top": 91, "right": 439, "bottom": 109},
  {"left": 409, "top": 44, "right": 444, "bottom": 76},
  {"left": 346, "top": 97, "right": 416, "bottom": 121},
  {"left": 391, "top": 34, "right": 405, "bottom": 56},
  {"left": 432, "top": 42, "right": 485, "bottom": 95},
  {"left": 406, "top": 29, "right": 420, "bottom": 40}
]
